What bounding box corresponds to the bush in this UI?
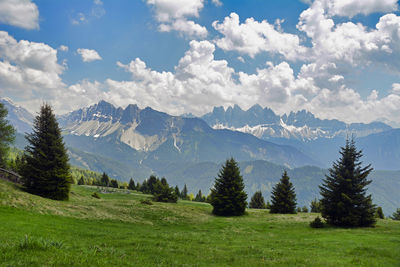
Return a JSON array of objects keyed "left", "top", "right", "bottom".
[
  {"left": 91, "top": 192, "right": 101, "bottom": 199},
  {"left": 140, "top": 199, "right": 153, "bottom": 205},
  {"left": 310, "top": 217, "right": 325, "bottom": 228}
]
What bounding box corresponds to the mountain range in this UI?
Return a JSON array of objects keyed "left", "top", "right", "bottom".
[{"left": 2, "top": 98, "right": 400, "bottom": 214}]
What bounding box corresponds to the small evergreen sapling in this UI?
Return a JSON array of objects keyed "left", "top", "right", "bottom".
[{"left": 310, "top": 217, "right": 325, "bottom": 228}]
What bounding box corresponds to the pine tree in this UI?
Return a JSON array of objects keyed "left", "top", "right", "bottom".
[
  {"left": 211, "top": 158, "right": 247, "bottom": 216},
  {"left": 320, "top": 138, "right": 376, "bottom": 227},
  {"left": 0, "top": 102, "right": 15, "bottom": 168},
  {"left": 391, "top": 208, "right": 400, "bottom": 220},
  {"left": 181, "top": 184, "right": 188, "bottom": 200},
  {"left": 128, "top": 178, "right": 136, "bottom": 190},
  {"left": 195, "top": 190, "right": 203, "bottom": 202},
  {"left": 249, "top": 191, "right": 266, "bottom": 209},
  {"left": 78, "top": 176, "right": 85, "bottom": 185},
  {"left": 22, "top": 104, "right": 72, "bottom": 200},
  {"left": 270, "top": 171, "right": 297, "bottom": 214},
  {"left": 101, "top": 172, "right": 110, "bottom": 187}
]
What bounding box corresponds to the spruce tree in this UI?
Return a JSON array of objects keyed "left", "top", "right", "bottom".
[
  {"left": 195, "top": 190, "right": 203, "bottom": 202},
  {"left": 270, "top": 171, "right": 297, "bottom": 214},
  {"left": 0, "top": 102, "right": 15, "bottom": 168},
  {"left": 22, "top": 104, "right": 72, "bottom": 200},
  {"left": 249, "top": 191, "right": 266, "bottom": 209},
  {"left": 101, "top": 172, "right": 110, "bottom": 187},
  {"left": 391, "top": 208, "right": 400, "bottom": 220},
  {"left": 211, "top": 158, "right": 247, "bottom": 216},
  {"left": 128, "top": 178, "right": 136, "bottom": 190},
  {"left": 319, "top": 138, "right": 376, "bottom": 227},
  {"left": 181, "top": 184, "right": 188, "bottom": 200}
]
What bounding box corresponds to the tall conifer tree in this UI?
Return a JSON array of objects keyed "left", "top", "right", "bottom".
[
  {"left": 211, "top": 158, "right": 247, "bottom": 216},
  {"left": 320, "top": 138, "right": 376, "bottom": 227},
  {"left": 22, "top": 104, "right": 71, "bottom": 200},
  {"left": 270, "top": 171, "right": 297, "bottom": 214}
]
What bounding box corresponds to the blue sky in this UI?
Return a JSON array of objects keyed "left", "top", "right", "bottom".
[{"left": 1, "top": 0, "right": 400, "bottom": 126}]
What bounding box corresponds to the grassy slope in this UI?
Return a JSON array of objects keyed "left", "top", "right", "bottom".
[{"left": 0, "top": 179, "right": 399, "bottom": 266}]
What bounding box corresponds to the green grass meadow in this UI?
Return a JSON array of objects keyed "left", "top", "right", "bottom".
[{"left": 0, "top": 179, "right": 399, "bottom": 266}]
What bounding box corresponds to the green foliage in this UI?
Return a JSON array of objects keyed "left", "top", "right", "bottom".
[
  {"left": 91, "top": 192, "right": 101, "bottom": 199},
  {"left": 70, "top": 167, "right": 102, "bottom": 185},
  {"left": 1, "top": 180, "right": 400, "bottom": 266},
  {"left": 110, "top": 179, "right": 119, "bottom": 188},
  {"left": 0, "top": 102, "right": 15, "bottom": 168},
  {"left": 302, "top": 206, "right": 309, "bottom": 213},
  {"left": 78, "top": 176, "right": 85, "bottom": 185},
  {"left": 376, "top": 207, "right": 384, "bottom": 219},
  {"left": 266, "top": 201, "right": 271, "bottom": 209},
  {"left": 153, "top": 179, "right": 178, "bottom": 203},
  {"left": 310, "top": 198, "right": 321, "bottom": 213},
  {"left": 21, "top": 104, "right": 72, "bottom": 200},
  {"left": 391, "top": 208, "right": 400, "bottom": 220},
  {"left": 19, "top": 235, "right": 64, "bottom": 250},
  {"left": 211, "top": 158, "right": 247, "bottom": 216},
  {"left": 194, "top": 190, "right": 206, "bottom": 202},
  {"left": 140, "top": 199, "right": 153, "bottom": 205},
  {"left": 174, "top": 185, "right": 180, "bottom": 198},
  {"left": 128, "top": 178, "right": 136, "bottom": 190},
  {"left": 320, "top": 138, "right": 376, "bottom": 227},
  {"left": 249, "top": 191, "right": 266, "bottom": 209},
  {"left": 310, "top": 217, "right": 325, "bottom": 228},
  {"left": 101, "top": 172, "right": 110, "bottom": 187},
  {"left": 270, "top": 171, "right": 297, "bottom": 214},
  {"left": 181, "top": 184, "right": 188, "bottom": 200}
]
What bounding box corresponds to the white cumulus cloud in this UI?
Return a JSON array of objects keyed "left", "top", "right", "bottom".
[
  {"left": 212, "top": 12, "right": 308, "bottom": 60},
  {"left": 0, "top": 0, "right": 39, "bottom": 30},
  {"left": 77, "top": 48, "right": 102, "bottom": 62},
  {"left": 146, "top": 0, "right": 207, "bottom": 38}
]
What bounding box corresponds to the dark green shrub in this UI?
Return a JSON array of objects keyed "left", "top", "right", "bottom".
[
  {"left": 375, "top": 207, "right": 384, "bottom": 219},
  {"left": 310, "top": 217, "right": 325, "bottom": 228},
  {"left": 140, "top": 199, "right": 153, "bottom": 205}
]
